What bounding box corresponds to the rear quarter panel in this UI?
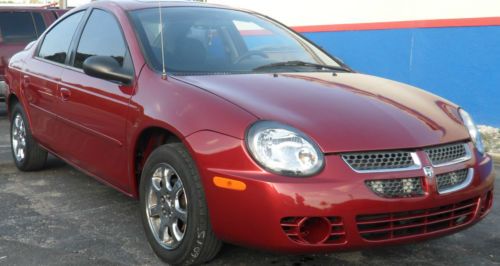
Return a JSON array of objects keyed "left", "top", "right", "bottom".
[
  {"left": 5, "top": 45, "right": 30, "bottom": 117},
  {"left": 0, "top": 43, "right": 26, "bottom": 80}
]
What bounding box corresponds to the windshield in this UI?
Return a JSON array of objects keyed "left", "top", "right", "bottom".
[{"left": 129, "top": 7, "right": 344, "bottom": 75}]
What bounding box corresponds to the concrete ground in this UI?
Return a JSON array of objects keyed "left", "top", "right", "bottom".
[{"left": 0, "top": 103, "right": 498, "bottom": 266}]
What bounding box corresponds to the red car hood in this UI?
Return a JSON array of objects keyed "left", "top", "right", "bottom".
[{"left": 178, "top": 72, "right": 469, "bottom": 153}]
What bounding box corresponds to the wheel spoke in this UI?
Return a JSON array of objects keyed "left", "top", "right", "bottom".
[
  {"left": 168, "top": 223, "right": 180, "bottom": 244},
  {"left": 164, "top": 168, "right": 174, "bottom": 191},
  {"left": 151, "top": 181, "right": 163, "bottom": 198},
  {"left": 151, "top": 168, "right": 165, "bottom": 197},
  {"left": 174, "top": 208, "right": 187, "bottom": 223},
  {"left": 171, "top": 179, "right": 183, "bottom": 197},
  {"left": 15, "top": 147, "right": 20, "bottom": 159},
  {"left": 172, "top": 221, "right": 184, "bottom": 242},
  {"left": 158, "top": 218, "right": 168, "bottom": 242},
  {"left": 15, "top": 116, "right": 21, "bottom": 129},
  {"left": 149, "top": 205, "right": 161, "bottom": 218}
]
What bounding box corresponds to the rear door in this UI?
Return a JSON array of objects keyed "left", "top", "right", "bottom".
[
  {"left": 59, "top": 8, "right": 134, "bottom": 192},
  {"left": 24, "top": 11, "right": 85, "bottom": 150}
]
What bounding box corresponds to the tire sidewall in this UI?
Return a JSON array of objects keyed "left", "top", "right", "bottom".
[{"left": 140, "top": 144, "right": 209, "bottom": 265}]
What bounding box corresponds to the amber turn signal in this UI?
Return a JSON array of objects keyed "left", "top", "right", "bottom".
[{"left": 213, "top": 177, "right": 247, "bottom": 191}]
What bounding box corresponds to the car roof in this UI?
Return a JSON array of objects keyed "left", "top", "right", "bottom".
[
  {"left": 93, "top": 0, "right": 234, "bottom": 11},
  {"left": 0, "top": 6, "right": 62, "bottom": 12}
]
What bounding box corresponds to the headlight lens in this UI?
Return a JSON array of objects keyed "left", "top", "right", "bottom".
[
  {"left": 459, "top": 109, "right": 485, "bottom": 154},
  {"left": 246, "top": 121, "right": 324, "bottom": 176}
]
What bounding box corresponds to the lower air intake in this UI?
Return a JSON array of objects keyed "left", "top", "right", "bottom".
[{"left": 356, "top": 198, "right": 478, "bottom": 241}]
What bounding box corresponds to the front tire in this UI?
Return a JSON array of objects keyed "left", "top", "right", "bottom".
[
  {"left": 140, "top": 143, "right": 221, "bottom": 265},
  {"left": 10, "top": 103, "right": 48, "bottom": 171}
]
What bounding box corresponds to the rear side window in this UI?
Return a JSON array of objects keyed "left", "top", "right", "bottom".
[
  {"left": 0, "top": 11, "right": 37, "bottom": 42},
  {"left": 73, "top": 9, "right": 128, "bottom": 69},
  {"left": 38, "top": 11, "right": 84, "bottom": 64},
  {"left": 33, "top": 12, "right": 46, "bottom": 35}
]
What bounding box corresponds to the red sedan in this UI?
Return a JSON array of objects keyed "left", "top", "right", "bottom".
[{"left": 5, "top": 1, "right": 495, "bottom": 265}]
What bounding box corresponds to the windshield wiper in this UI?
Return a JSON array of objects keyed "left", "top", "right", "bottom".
[{"left": 253, "top": 60, "right": 350, "bottom": 72}]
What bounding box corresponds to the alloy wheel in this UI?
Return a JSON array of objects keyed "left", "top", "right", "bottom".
[
  {"left": 12, "top": 113, "right": 27, "bottom": 162},
  {"left": 146, "top": 163, "right": 188, "bottom": 250}
]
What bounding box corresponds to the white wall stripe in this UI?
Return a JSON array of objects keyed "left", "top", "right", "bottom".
[{"left": 208, "top": 0, "right": 500, "bottom": 26}]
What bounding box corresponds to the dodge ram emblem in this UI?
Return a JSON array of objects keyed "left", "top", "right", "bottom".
[{"left": 423, "top": 166, "right": 434, "bottom": 178}]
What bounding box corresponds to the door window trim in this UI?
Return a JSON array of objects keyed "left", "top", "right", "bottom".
[
  {"left": 34, "top": 9, "right": 89, "bottom": 66},
  {"left": 33, "top": 7, "right": 135, "bottom": 83},
  {"left": 68, "top": 7, "right": 135, "bottom": 78}
]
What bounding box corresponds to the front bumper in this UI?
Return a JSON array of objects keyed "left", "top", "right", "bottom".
[{"left": 186, "top": 131, "right": 495, "bottom": 253}]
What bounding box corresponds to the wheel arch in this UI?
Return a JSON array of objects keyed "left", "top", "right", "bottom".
[
  {"left": 131, "top": 125, "right": 186, "bottom": 198},
  {"left": 7, "top": 93, "right": 20, "bottom": 120}
]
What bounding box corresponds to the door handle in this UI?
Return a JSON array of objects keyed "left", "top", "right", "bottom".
[
  {"left": 60, "top": 87, "right": 71, "bottom": 101},
  {"left": 23, "top": 75, "right": 31, "bottom": 86}
]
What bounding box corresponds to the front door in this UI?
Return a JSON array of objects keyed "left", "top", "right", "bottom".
[{"left": 58, "top": 9, "right": 135, "bottom": 192}]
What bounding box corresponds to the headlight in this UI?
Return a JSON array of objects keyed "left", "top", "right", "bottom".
[
  {"left": 459, "top": 109, "right": 485, "bottom": 154},
  {"left": 246, "top": 121, "right": 324, "bottom": 176}
]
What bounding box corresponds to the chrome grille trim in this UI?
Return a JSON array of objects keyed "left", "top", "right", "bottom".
[
  {"left": 341, "top": 152, "right": 421, "bottom": 173},
  {"left": 437, "top": 168, "right": 474, "bottom": 194},
  {"left": 424, "top": 142, "right": 471, "bottom": 167}
]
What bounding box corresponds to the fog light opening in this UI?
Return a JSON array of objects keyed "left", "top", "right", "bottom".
[
  {"left": 485, "top": 191, "right": 493, "bottom": 209},
  {"left": 298, "top": 217, "right": 331, "bottom": 244},
  {"left": 481, "top": 190, "right": 494, "bottom": 215}
]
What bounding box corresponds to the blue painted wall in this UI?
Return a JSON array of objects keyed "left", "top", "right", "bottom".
[{"left": 302, "top": 26, "right": 500, "bottom": 126}]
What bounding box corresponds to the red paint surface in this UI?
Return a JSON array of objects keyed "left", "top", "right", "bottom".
[
  {"left": 188, "top": 132, "right": 495, "bottom": 251},
  {"left": 293, "top": 17, "right": 500, "bottom": 33},
  {"left": 5, "top": 1, "right": 496, "bottom": 253}
]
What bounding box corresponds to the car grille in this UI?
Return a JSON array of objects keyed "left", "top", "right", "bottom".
[
  {"left": 365, "top": 177, "right": 424, "bottom": 198},
  {"left": 342, "top": 142, "right": 472, "bottom": 173},
  {"left": 436, "top": 169, "right": 472, "bottom": 194},
  {"left": 424, "top": 142, "right": 471, "bottom": 166},
  {"left": 341, "top": 151, "right": 418, "bottom": 172},
  {"left": 280, "top": 216, "right": 346, "bottom": 245},
  {"left": 356, "top": 198, "right": 478, "bottom": 241}
]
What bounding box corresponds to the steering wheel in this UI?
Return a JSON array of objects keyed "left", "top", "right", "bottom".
[{"left": 234, "top": 51, "right": 268, "bottom": 64}]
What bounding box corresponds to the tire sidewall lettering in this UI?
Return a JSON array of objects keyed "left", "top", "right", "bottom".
[{"left": 190, "top": 228, "right": 206, "bottom": 259}]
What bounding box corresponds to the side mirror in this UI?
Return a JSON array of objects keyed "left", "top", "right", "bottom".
[{"left": 83, "top": 56, "right": 133, "bottom": 85}]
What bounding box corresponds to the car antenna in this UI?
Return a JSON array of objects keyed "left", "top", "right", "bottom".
[{"left": 158, "top": 0, "right": 167, "bottom": 80}]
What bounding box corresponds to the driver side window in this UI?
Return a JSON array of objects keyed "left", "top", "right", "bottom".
[{"left": 73, "top": 9, "right": 131, "bottom": 71}]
